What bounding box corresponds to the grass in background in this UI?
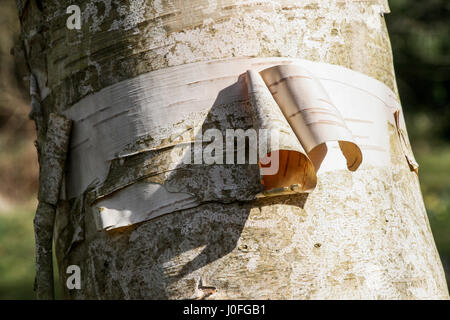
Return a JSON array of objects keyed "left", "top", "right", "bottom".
[
  {"left": 0, "top": 204, "right": 35, "bottom": 299},
  {"left": 416, "top": 143, "right": 450, "bottom": 286},
  {"left": 0, "top": 202, "right": 61, "bottom": 299}
]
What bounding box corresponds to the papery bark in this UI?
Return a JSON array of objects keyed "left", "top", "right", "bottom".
[{"left": 16, "top": 0, "right": 449, "bottom": 299}]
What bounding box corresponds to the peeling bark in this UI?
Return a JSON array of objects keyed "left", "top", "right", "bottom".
[
  {"left": 16, "top": 0, "right": 449, "bottom": 299},
  {"left": 34, "top": 112, "right": 71, "bottom": 299}
]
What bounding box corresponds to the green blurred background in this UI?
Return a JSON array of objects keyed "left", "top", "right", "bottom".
[{"left": 0, "top": 0, "right": 448, "bottom": 299}]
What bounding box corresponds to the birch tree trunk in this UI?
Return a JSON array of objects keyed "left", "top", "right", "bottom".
[{"left": 17, "top": 0, "right": 449, "bottom": 299}]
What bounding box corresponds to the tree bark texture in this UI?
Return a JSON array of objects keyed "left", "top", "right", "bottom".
[{"left": 17, "top": 0, "right": 449, "bottom": 299}]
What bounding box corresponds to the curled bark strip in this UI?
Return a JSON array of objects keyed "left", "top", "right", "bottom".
[
  {"left": 258, "top": 64, "right": 363, "bottom": 172},
  {"left": 34, "top": 113, "right": 72, "bottom": 299},
  {"left": 245, "top": 69, "right": 317, "bottom": 192},
  {"left": 65, "top": 57, "right": 408, "bottom": 231},
  {"left": 246, "top": 64, "right": 363, "bottom": 193}
]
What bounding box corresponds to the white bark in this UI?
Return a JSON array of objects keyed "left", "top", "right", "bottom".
[{"left": 17, "top": 0, "right": 449, "bottom": 299}]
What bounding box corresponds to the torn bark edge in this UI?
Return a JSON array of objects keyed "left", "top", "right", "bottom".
[
  {"left": 34, "top": 113, "right": 72, "bottom": 299},
  {"left": 380, "top": 0, "right": 391, "bottom": 14},
  {"left": 30, "top": 73, "right": 45, "bottom": 144},
  {"left": 394, "top": 110, "right": 419, "bottom": 174}
]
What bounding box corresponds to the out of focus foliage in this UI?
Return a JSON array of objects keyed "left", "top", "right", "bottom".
[{"left": 386, "top": 0, "right": 450, "bottom": 143}]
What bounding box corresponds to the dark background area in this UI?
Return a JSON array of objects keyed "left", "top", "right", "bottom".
[{"left": 0, "top": 0, "right": 448, "bottom": 299}]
